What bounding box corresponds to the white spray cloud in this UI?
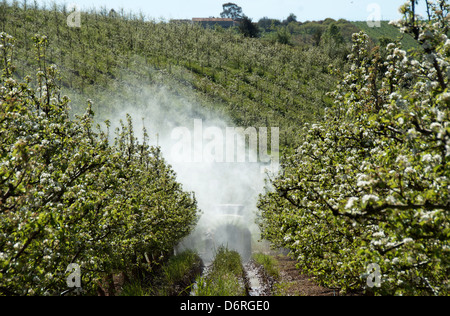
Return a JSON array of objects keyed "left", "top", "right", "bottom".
[{"left": 69, "top": 69, "right": 278, "bottom": 262}]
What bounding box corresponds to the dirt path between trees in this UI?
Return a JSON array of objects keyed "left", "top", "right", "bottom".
[
  {"left": 245, "top": 255, "right": 338, "bottom": 296},
  {"left": 244, "top": 260, "right": 273, "bottom": 296},
  {"left": 273, "top": 255, "right": 337, "bottom": 296}
]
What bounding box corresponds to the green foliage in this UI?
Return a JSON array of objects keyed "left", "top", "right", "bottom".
[
  {"left": 323, "top": 23, "right": 344, "bottom": 45},
  {"left": 161, "top": 250, "right": 202, "bottom": 289},
  {"left": 252, "top": 253, "right": 280, "bottom": 279},
  {"left": 238, "top": 16, "right": 260, "bottom": 38},
  {"left": 220, "top": 3, "right": 243, "bottom": 20},
  {"left": 262, "top": 26, "right": 293, "bottom": 46},
  {"left": 261, "top": 18, "right": 416, "bottom": 52},
  {"left": 285, "top": 19, "right": 360, "bottom": 47},
  {"left": 0, "top": 1, "right": 342, "bottom": 148},
  {"left": 195, "top": 247, "right": 246, "bottom": 296},
  {"left": 258, "top": 1, "right": 450, "bottom": 296},
  {"left": 284, "top": 14, "right": 297, "bottom": 25},
  {"left": 120, "top": 250, "right": 202, "bottom": 296},
  {"left": 0, "top": 33, "right": 199, "bottom": 295},
  {"left": 119, "top": 280, "right": 152, "bottom": 296},
  {"left": 352, "top": 21, "right": 418, "bottom": 51},
  {"left": 211, "top": 246, "right": 244, "bottom": 277},
  {"left": 257, "top": 17, "right": 281, "bottom": 31}
]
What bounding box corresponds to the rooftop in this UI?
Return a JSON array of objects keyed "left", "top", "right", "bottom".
[{"left": 192, "top": 18, "right": 235, "bottom": 22}]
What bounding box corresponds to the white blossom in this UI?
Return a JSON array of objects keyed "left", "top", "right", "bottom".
[
  {"left": 430, "top": 122, "right": 442, "bottom": 131},
  {"left": 386, "top": 195, "right": 396, "bottom": 204},
  {"left": 438, "top": 92, "right": 450, "bottom": 103},
  {"left": 345, "top": 197, "right": 359, "bottom": 210},
  {"left": 373, "top": 231, "right": 385, "bottom": 238},
  {"left": 421, "top": 154, "right": 433, "bottom": 162},
  {"left": 444, "top": 39, "right": 450, "bottom": 50},
  {"left": 395, "top": 155, "right": 408, "bottom": 164},
  {"left": 403, "top": 238, "right": 413, "bottom": 244},
  {"left": 362, "top": 194, "right": 379, "bottom": 204}
]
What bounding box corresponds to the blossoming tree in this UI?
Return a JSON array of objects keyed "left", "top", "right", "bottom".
[
  {"left": 258, "top": 0, "right": 449, "bottom": 295},
  {"left": 0, "top": 33, "right": 198, "bottom": 295}
]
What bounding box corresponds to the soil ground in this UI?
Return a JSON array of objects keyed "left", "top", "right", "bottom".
[
  {"left": 98, "top": 253, "right": 351, "bottom": 296},
  {"left": 273, "top": 255, "right": 337, "bottom": 296}
]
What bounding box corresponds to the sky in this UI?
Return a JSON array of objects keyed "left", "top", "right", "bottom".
[{"left": 33, "top": 0, "right": 429, "bottom": 22}]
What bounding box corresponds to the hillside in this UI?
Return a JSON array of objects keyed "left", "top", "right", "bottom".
[
  {"left": 0, "top": 2, "right": 425, "bottom": 149},
  {"left": 0, "top": 1, "right": 350, "bottom": 150},
  {"left": 259, "top": 17, "right": 419, "bottom": 50},
  {"left": 352, "top": 21, "right": 418, "bottom": 51},
  {"left": 0, "top": 2, "right": 421, "bottom": 148}
]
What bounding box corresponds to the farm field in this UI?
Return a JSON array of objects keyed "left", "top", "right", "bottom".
[{"left": 0, "top": 0, "right": 449, "bottom": 297}]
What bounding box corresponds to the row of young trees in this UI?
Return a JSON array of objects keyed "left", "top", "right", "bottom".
[
  {"left": 0, "top": 33, "right": 199, "bottom": 295},
  {"left": 258, "top": 0, "right": 449, "bottom": 295},
  {"left": 0, "top": 0, "right": 342, "bottom": 148}
]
